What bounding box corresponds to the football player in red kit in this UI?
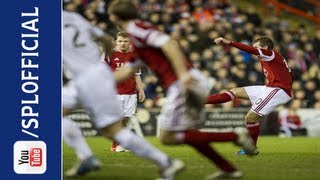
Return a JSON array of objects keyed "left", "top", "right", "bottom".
[
  {"left": 108, "top": 1, "right": 258, "bottom": 179},
  {"left": 208, "top": 36, "right": 293, "bottom": 155},
  {"left": 102, "top": 31, "right": 145, "bottom": 152}
]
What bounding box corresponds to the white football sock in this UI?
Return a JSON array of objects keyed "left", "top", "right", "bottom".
[
  {"left": 63, "top": 117, "right": 93, "bottom": 161},
  {"left": 114, "top": 128, "right": 170, "bottom": 169}
]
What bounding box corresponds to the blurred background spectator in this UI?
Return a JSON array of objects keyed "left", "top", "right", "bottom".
[{"left": 278, "top": 100, "right": 307, "bottom": 137}]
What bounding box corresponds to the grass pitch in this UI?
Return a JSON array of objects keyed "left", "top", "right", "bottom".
[{"left": 63, "top": 136, "right": 320, "bottom": 180}]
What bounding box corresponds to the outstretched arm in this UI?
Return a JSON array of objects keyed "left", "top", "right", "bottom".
[{"left": 214, "top": 37, "right": 274, "bottom": 58}]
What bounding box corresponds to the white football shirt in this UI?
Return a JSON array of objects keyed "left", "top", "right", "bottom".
[{"left": 63, "top": 10, "right": 104, "bottom": 78}]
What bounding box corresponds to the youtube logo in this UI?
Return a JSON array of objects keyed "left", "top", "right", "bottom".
[{"left": 14, "top": 141, "right": 47, "bottom": 174}]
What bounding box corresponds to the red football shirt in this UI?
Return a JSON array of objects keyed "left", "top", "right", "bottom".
[
  {"left": 105, "top": 50, "right": 137, "bottom": 95},
  {"left": 125, "top": 20, "right": 192, "bottom": 90},
  {"left": 230, "top": 41, "right": 293, "bottom": 96}
]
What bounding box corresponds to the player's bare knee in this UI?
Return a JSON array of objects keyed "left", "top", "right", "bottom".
[
  {"left": 245, "top": 116, "right": 256, "bottom": 124},
  {"left": 229, "top": 88, "right": 237, "bottom": 93},
  {"left": 230, "top": 87, "right": 248, "bottom": 99},
  {"left": 245, "top": 112, "right": 260, "bottom": 124},
  {"left": 229, "top": 88, "right": 240, "bottom": 97}
]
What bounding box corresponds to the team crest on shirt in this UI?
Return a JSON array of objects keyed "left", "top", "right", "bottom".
[{"left": 255, "top": 98, "right": 262, "bottom": 105}]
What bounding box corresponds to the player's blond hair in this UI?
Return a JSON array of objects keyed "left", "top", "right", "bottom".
[{"left": 115, "top": 31, "right": 129, "bottom": 40}]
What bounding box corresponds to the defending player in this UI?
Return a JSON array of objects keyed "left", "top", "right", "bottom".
[
  {"left": 207, "top": 36, "right": 293, "bottom": 155},
  {"left": 101, "top": 31, "right": 145, "bottom": 152},
  {"left": 108, "top": 1, "right": 258, "bottom": 179},
  {"left": 63, "top": 9, "right": 185, "bottom": 179}
]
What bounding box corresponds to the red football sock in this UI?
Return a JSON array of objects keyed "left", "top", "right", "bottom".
[
  {"left": 246, "top": 123, "right": 260, "bottom": 146},
  {"left": 181, "top": 130, "right": 237, "bottom": 144},
  {"left": 206, "top": 91, "right": 235, "bottom": 104},
  {"left": 190, "top": 143, "right": 237, "bottom": 172}
]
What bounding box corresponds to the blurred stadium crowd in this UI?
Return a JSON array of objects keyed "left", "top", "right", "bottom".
[{"left": 64, "top": 0, "right": 320, "bottom": 110}]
